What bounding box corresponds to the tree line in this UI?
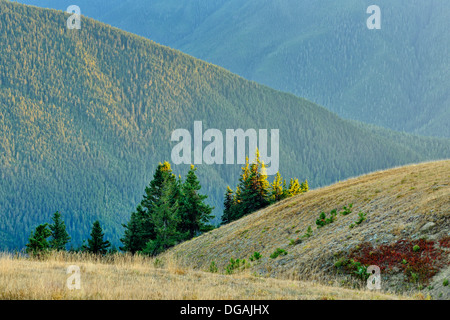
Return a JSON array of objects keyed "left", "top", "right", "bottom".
[
  {"left": 25, "top": 153, "right": 308, "bottom": 256},
  {"left": 25, "top": 161, "right": 215, "bottom": 256},
  {"left": 26, "top": 212, "right": 112, "bottom": 256},
  {"left": 221, "top": 149, "right": 308, "bottom": 224},
  {"left": 119, "top": 161, "right": 214, "bottom": 255}
]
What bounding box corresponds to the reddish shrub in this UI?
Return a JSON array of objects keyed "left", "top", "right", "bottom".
[
  {"left": 345, "top": 238, "right": 448, "bottom": 285},
  {"left": 439, "top": 236, "right": 450, "bottom": 248}
]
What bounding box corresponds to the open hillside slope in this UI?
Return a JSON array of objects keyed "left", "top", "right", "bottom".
[
  {"left": 167, "top": 161, "right": 450, "bottom": 297},
  {"left": 1, "top": 0, "right": 449, "bottom": 250},
  {"left": 16, "top": 0, "right": 450, "bottom": 137}
]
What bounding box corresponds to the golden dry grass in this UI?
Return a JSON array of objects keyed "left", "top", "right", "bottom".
[{"left": 0, "top": 251, "right": 409, "bottom": 300}]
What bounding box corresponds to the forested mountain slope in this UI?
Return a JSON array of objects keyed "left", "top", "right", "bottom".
[
  {"left": 1, "top": 0, "right": 449, "bottom": 250},
  {"left": 15, "top": 0, "right": 450, "bottom": 137}
]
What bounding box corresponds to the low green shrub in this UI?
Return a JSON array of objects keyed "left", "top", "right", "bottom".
[
  {"left": 302, "top": 225, "right": 313, "bottom": 238},
  {"left": 225, "top": 258, "right": 247, "bottom": 274},
  {"left": 356, "top": 212, "right": 367, "bottom": 224},
  {"left": 249, "top": 251, "right": 262, "bottom": 262},
  {"left": 340, "top": 203, "right": 353, "bottom": 216},
  {"left": 316, "top": 209, "right": 337, "bottom": 228},
  {"left": 270, "top": 248, "right": 288, "bottom": 259},
  {"left": 209, "top": 261, "right": 218, "bottom": 273}
]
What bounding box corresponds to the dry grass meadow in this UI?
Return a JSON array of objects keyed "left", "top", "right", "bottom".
[{"left": 0, "top": 251, "right": 410, "bottom": 300}]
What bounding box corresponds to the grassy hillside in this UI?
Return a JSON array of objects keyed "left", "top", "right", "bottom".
[
  {"left": 1, "top": 0, "right": 449, "bottom": 250},
  {"left": 15, "top": 0, "right": 450, "bottom": 137},
  {"left": 166, "top": 160, "right": 450, "bottom": 298}
]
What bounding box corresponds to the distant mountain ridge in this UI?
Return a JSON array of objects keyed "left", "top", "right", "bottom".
[
  {"left": 0, "top": 0, "right": 449, "bottom": 250},
  {"left": 14, "top": 0, "right": 450, "bottom": 138}
]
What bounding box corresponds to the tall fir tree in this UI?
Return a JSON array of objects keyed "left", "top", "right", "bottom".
[
  {"left": 231, "top": 149, "right": 271, "bottom": 222},
  {"left": 84, "top": 220, "right": 111, "bottom": 255},
  {"left": 232, "top": 185, "right": 243, "bottom": 220},
  {"left": 241, "top": 160, "right": 270, "bottom": 213},
  {"left": 26, "top": 223, "right": 52, "bottom": 256},
  {"left": 49, "top": 211, "right": 70, "bottom": 251},
  {"left": 142, "top": 177, "right": 185, "bottom": 256},
  {"left": 236, "top": 157, "right": 250, "bottom": 195},
  {"left": 221, "top": 186, "right": 235, "bottom": 225},
  {"left": 179, "top": 165, "right": 214, "bottom": 238},
  {"left": 141, "top": 161, "right": 176, "bottom": 211},
  {"left": 121, "top": 161, "right": 176, "bottom": 253},
  {"left": 229, "top": 157, "right": 250, "bottom": 222},
  {"left": 120, "top": 205, "right": 147, "bottom": 254}
]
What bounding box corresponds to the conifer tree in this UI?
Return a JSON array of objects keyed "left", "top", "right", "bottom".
[
  {"left": 120, "top": 206, "right": 147, "bottom": 254},
  {"left": 170, "top": 174, "right": 183, "bottom": 210},
  {"left": 142, "top": 178, "right": 185, "bottom": 256},
  {"left": 221, "top": 186, "right": 235, "bottom": 225},
  {"left": 179, "top": 165, "right": 214, "bottom": 238},
  {"left": 121, "top": 162, "right": 176, "bottom": 253},
  {"left": 142, "top": 162, "right": 176, "bottom": 236},
  {"left": 229, "top": 158, "right": 250, "bottom": 221},
  {"left": 49, "top": 211, "right": 70, "bottom": 251},
  {"left": 84, "top": 220, "right": 111, "bottom": 255},
  {"left": 220, "top": 150, "right": 273, "bottom": 224},
  {"left": 237, "top": 149, "right": 270, "bottom": 218},
  {"left": 282, "top": 179, "right": 288, "bottom": 198},
  {"left": 288, "top": 178, "right": 302, "bottom": 196},
  {"left": 220, "top": 149, "right": 309, "bottom": 224},
  {"left": 141, "top": 162, "right": 175, "bottom": 212},
  {"left": 26, "top": 223, "right": 52, "bottom": 256},
  {"left": 231, "top": 186, "right": 243, "bottom": 222},
  {"left": 270, "top": 172, "right": 288, "bottom": 203},
  {"left": 300, "top": 179, "right": 309, "bottom": 193}
]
